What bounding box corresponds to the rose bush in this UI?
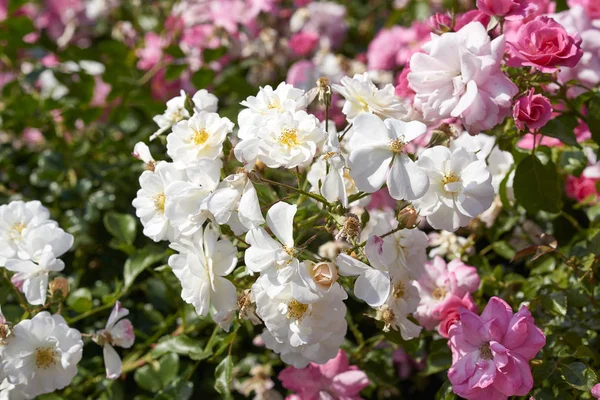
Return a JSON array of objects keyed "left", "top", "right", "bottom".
[{"left": 1, "top": 0, "right": 600, "bottom": 399}]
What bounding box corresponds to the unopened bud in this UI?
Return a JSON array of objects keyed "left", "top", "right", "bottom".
[
  {"left": 49, "top": 277, "right": 69, "bottom": 299},
  {"left": 428, "top": 123, "right": 458, "bottom": 147},
  {"left": 335, "top": 213, "right": 361, "bottom": 242},
  {"left": 238, "top": 289, "right": 261, "bottom": 325},
  {"left": 311, "top": 262, "right": 338, "bottom": 290},
  {"left": 316, "top": 76, "right": 332, "bottom": 107},
  {"left": 397, "top": 205, "right": 419, "bottom": 228}
]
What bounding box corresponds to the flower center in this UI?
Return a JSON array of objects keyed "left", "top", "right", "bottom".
[
  {"left": 442, "top": 172, "right": 460, "bottom": 185},
  {"left": 172, "top": 108, "right": 185, "bottom": 123},
  {"left": 267, "top": 100, "right": 282, "bottom": 112},
  {"left": 145, "top": 160, "right": 156, "bottom": 172},
  {"left": 283, "top": 246, "right": 294, "bottom": 256},
  {"left": 10, "top": 223, "right": 26, "bottom": 239},
  {"left": 192, "top": 128, "right": 210, "bottom": 145},
  {"left": 479, "top": 343, "right": 493, "bottom": 360},
  {"left": 287, "top": 299, "right": 308, "bottom": 320},
  {"left": 389, "top": 139, "right": 406, "bottom": 154},
  {"left": 381, "top": 307, "right": 395, "bottom": 324},
  {"left": 432, "top": 287, "right": 447, "bottom": 300},
  {"left": 35, "top": 346, "right": 57, "bottom": 369},
  {"left": 153, "top": 193, "right": 166, "bottom": 213},
  {"left": 279, "top": 128, "right": 300, "bottom": 147},
  {"left": 393, "top": 281, "right": 406, "bottom": 299}
]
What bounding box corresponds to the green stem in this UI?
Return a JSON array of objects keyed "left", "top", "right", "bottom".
[{"left": 254, "top": 175, "right": 330, "bottom": 206}]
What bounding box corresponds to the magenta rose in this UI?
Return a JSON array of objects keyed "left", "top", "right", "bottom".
[
  {"left": 512, "top": 88, "right": 552, "bottom": 131},
  {"left": 508, "top": 16, "right": 583, "bottom": 72}
]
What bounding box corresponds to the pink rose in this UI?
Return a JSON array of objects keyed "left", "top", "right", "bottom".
[
  {"left": 477, "top": 0, "right": 536, "bottom": 20},
  {"left": 279, "top": 350, "right": 369, "bottom": 400},
  {"left": 513, "top": 88, "right": 552, "bottom": 131},
  {"left": 289, "top": 31, "right": 319, "bottom": 57},
  {"left": 454, "top": 10, "right": 491, "bottom": 31},
  {"left": 566, "top": 175, "right": 599, "bottom": 202},
  {"left": 592, "top": 383, "right": 600, "bottom": 399},
  {"left": 448, "top": 297, "right": 546, "bottom": 399},
  {"left": 429, "top": 12, "right": 453, "bottom": 33},
  {"left": 568, "top": 0, "right": 600, "bottom": 20},
  {"left": 435, "top": 293, "right": 478, "bottom": 338},
  {"left": 394, "top": 68, "right": 414, "bottom": 99},
  {"left": 414, "top": 257, "right": 480, "bottom": 334},
  {"left": 508, "top": 16, "right": 583, "bottom": 72}
]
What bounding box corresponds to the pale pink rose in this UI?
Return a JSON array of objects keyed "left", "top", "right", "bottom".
[
  {"left": 286, "top": 60, "right": 317, "bottom": 90},
  {"left": 517, "top": 134, "right": 562, "bottom": 149},
  {"left": 568, "top": 0, "right": 600, "bottom": 20},
  {"left": 512, "top": 88, "right": 552, "bottom": 131},
  {"left": 90, "top": 76, "right": 111, "bottom": 107},
  {"left": 592, "top": 383, "right": 600, "bottom": 399},
  {"left": 367, "top": 27, "right": 405, "bottom": 70},
  {"left": 367, "top": 188, "right": 396, "bottom": 211},
  {"left": 279, "top": 350, "right": 369, "bottom": 400},
  {"left": 508, "top": 16, "right": 583, "bottom": 73},
  {"left": 40, "top": 53, "right": 60, "bottom": 67},
  {"left": 414, "top": 257, "right": 480, "bottom": 334},
  {"left": 448, "top": 297, "right": 545, "bottom": 400},
  {"left": 566, "top": 175, "right": 599, "bottom": 202},
  {"left": 409, "top": 22, "right": 518, "bottom": 133},
  {"left": 136, "top": 32, "right": 167, "bottom": 71},
  {"left": 301, "top": 2, "right": 347, "bottom": 49},
  {"left": 289, "top": 31, "right": 319, "bottom": 57},
  {"left": 476, "top": 0, "right": 537, "bottom": 20},
  {"left": 21, "top": 127, "right": 45, "bottom": 148}
]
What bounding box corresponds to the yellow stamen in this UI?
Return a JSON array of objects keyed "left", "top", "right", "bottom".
[
  {"left": 192, "top": 128, "right": 210, "bottom": 145},
  {"left": 12, "top": 223, "right": 26, "bottom": 236},
  {"left": 153, "top": 193, "right": 166, "bottom": 213},
  {"left": 393, "top": 281, "right": 406, "bottom": 299},
  {"left": 442, "top": 172, "right": 460, "bottom": 185},
  {"left": 279, "top": 128, "right": 300, "bottom": 147},
  {"left": 432, "top": 287, "right": 447, "bottom": 300},
  {"left": 389, "top": 139, "right": 406, "bottom": 154},
  {"left": 35, "top": 347, "right": 57, "bottom": 369},
  {"left": 287, "top": 299, "right": 308, "bottom": 320}
]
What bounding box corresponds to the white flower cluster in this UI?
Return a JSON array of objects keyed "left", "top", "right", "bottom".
[
  {"left": 0, "top": 200, "right": 73, "bottom": 306},
  {"left": 0, "top": 200, "right": 135, "bottom": 398},
  {"left": 131, "top": 74, "right": 500, "bottom": 369}
]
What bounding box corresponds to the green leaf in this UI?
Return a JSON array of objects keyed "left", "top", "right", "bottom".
[
  {"left": 66, "top": 288, "right": 93, "bottom": 313},
  {"left": 492, "top": 241, "right": 516, "bottom": 260},
  {"left": 559, "top": 361, "right": 597, "bottom": 390},
  {"left": 154, "top": 380, "right": 193, "bottom": 400},
  {"left": 203, "top": 47, "right": 227, "bottom": 63},
  {"left": 124, "top": 246, "right": 168, "bottom": 288},
  {"left": 540, "top": 114, "right": 580, "bottom": 147},
  {"left": 587, "top": 93, "right": 600, "bottom": 146},
  {"left": 156, "top": 354, "right": 179, "bottom": 388},
  {"left": 151, "top": 335, "right": 212, "bottom": 361},
  {"left": 165, "top": 64, "right": 186, "bottom": 82},
  {"left": 134, "top": 364, "right": 162, "bottom": 393},
  {"left": 192, "top": 68, "right": 216, "bottom": 89},
  {"left": 214, "top": 355, "right": 233, "bottom": 400},
  {"left": 103, "top": 211, "right": 137, "bottom": 245},
  {"left": 542, "top": 291, "right": 567, "bottom": 316},
  {"left": 514, "top": 155, "right": 563, "bottom": 214}
]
